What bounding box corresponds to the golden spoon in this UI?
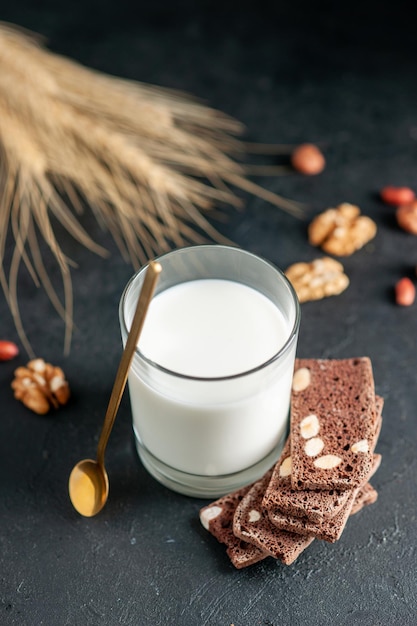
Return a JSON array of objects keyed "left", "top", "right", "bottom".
[{"left": 68, "top": 261, "right": 162, "bottom": 517}]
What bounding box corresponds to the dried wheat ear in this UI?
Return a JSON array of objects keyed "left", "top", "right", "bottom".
[{"left": 0, "top": 22, "right": 303, "bottom": 357}]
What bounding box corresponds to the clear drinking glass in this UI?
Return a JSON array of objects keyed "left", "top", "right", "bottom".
[{"left": 119, "top": 245, "right": 300, "bottom": 498}]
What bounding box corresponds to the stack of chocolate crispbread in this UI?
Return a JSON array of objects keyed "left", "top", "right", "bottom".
[{"left": 199, "top": 357, "right": 383, "bottom": 569}]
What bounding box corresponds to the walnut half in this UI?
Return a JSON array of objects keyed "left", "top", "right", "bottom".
[
  {"left": 308, "top": 202, "right": 377, "bottom": 256},
  {"left": 11, "top": 358, "right": 70, "bottom": 415},
  {"left": 285, "top": 257, "right": 349, "bottom": 303}
]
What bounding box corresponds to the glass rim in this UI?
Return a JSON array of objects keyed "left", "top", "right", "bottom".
[{"left": 119, "top": 244, "right": 301, "bottom": 382}]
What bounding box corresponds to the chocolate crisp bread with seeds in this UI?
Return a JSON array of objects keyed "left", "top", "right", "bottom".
[
  {"left": 263, "top": 396, "right": 384, "bottom": 522},
  {"left": 232, "top": 470, "right": 315, "bottom": 565},
  {"left": 263, "top": 438, "right": 351, "bottom": 523},
  {"left": 268, "top": 454, "right": 381, "bottom": 542},
  {"left": 199, "top": 485, "right": 268, "bottom": 569},
  {"left": 350, "top": 482, "right": 378, "bottom": 515},
  {"left": 290, "top": 358, "right": 377, "bottom": 491}
]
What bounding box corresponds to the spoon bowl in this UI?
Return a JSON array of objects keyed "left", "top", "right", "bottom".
[
  {"left": 68, "top": 261, "right": 161, "bottom": 517},
  {"left": 69, "top": 459, "right": 109, "bottom": 517}
]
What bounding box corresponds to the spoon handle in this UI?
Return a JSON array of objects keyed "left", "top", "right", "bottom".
[{"left": 96, "top": 261, "right": 162, "bottom": 467}]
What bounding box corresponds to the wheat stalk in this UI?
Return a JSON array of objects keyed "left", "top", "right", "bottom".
[{"left": 0, "top": 22, "right": 303, "bottom": 357}]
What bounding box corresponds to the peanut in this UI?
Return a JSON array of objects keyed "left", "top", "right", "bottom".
[
  {"left": 351, "top": 439, "right": 369, "bottom": 453},
  {"left": 291, "top": 143, "right": 325, "bottom": 175},
  {"left": 300, "top": 414, "right": 320, "bottom": 439},
  {"left": 313, "top": 455, "right": 342, "bottom": 469},
  {"left": 380, "top": 186, "right": 415, "bottom": 206},
  {"left": 395, "top": 277, "right": 415, "bottom": 306},
  {"left": 396, "top": 201, "right": 417, "bottom": 235},
  {"left": 279, "top": 456, "right": 292, "bottom": 478},
  {"left": 0, "top": 340, "right": 19, "bottom": 361},
  {"left": 304, "top": 437, "right": 324, "bottom": 457},
  {"left": 292, "top": 367, "right": 311, "bottom": 392}
]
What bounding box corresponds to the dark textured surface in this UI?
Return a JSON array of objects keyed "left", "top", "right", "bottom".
[{"left": 1, "top": 2, "right": 417, "bottom": 625}]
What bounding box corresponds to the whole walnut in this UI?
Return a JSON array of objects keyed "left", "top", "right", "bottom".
[{"left": 12, "top": 358, "right": 70, "bottom": 415}]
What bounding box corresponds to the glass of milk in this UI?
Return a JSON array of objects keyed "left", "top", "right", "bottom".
[{"left": 119, "top": 245, "right": 300, "bottom": 498}]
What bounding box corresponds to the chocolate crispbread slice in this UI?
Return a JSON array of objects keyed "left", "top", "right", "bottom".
[
  {"left": 201, "top": 456, "right": 381, "bottom": 567},
  {"left": 263, "top": 397, "right": 384, "bottom": 522},
  {"left": 263, "top": 438, "right": 351, "bottom": 522},
  {"left": 290, "top": 358, "right": 377, "bottom": 491},
  {"left": 199, "top": 356, "right": 383, "bottom": 568},
  {"left": 233, "top": 470, "right": 315, "bottom": 565},
  {"left": 199, "top": 485, "right": 268, "bottom": 569},
  {"left": 350, "top": 482, "right": 378, "bottom": 515},
  {"left": 268, "top": 454, "right": 381, "bottom": 542}
]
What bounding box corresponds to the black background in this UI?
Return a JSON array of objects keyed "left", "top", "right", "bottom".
[{"left": 1, "top": 2, "right": 417, "bottom": 625}]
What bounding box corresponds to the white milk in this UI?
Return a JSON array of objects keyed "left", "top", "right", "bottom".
[
  {"left": 139, "top": 279, "right": 289, "bottom": 377},
  {"left": 126, "top": 278, "right": 295, "bottom": 477}
]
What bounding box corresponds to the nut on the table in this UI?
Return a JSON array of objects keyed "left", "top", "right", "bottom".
[
  {"left": 285, "top": 257, "right": 349, "bottom": 303},
  {"left": 11, "top": 358, "right": 70, "bottom": 415},
  {"left": 308, "top": 203, "right": 377, "bottom": 256}
]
